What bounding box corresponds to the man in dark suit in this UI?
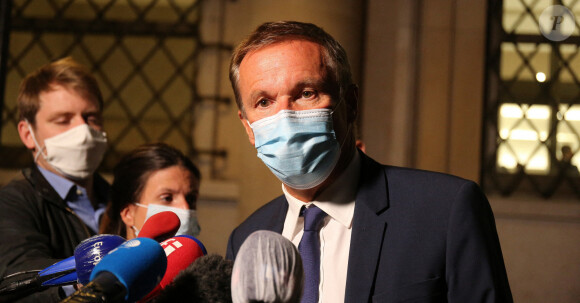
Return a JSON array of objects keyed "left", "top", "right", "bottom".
[{"left": 226, "top": 21, "right": 512, "bottom": 302}]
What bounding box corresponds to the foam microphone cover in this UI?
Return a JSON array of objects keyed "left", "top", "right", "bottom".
[
  {"left": 138, "top": 235, "right": 206, "bottom": 302},
  {"left": 152, "top": 254, "right": 234, "bottom": 303},
  {"left": 138, "top": 211, "right": 181, "bottom": 242},
  {"left": 89, "top": 237, "right": 167, "bottom": 302},
  {"left": 159, "top": 236, "right": 206, "bottom": 288},
  {"left": 175, "top": 235, "right": 208, "bottom": 255},
  {"left": 74, "top": 234, "right": 126, "bottom": 285}
]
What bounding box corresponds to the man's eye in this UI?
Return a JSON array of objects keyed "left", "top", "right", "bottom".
[
  {"left": 86, "top": 116, "right": 102, "bottom": 126},
  {"left": 160, "top": 195, "right": 173, "bottom": 203},
  {"left": 301, "top": 90, "right": 316, "bottom": 99},
  {"left": 257, "top": 99, "right": 269, "bottom": 107},
  {"left": 52, "top": 117, "right": 70, "bottom": 125}
]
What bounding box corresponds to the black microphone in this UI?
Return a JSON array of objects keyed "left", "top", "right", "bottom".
[
  {"left": 61, "top": 237, "right": 167, "bottom": 303},
  {"left": 0, "top": 234, "right": 125, "bottom": 300},
  {"left": 152, "top": 254, "right": 233, "bottom": 303},
  {"left": 0, "top": 257, "right": 76, "bottom": 297}
]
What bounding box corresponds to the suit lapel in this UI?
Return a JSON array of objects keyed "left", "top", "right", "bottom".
[
  {"left": 268, "top": 196, "right": 288, "bottom": 233},
  {"left": 345, "top": 152, "right": 390, "bottom": 303}
]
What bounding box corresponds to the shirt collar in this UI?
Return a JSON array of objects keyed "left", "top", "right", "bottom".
[
  {"left": 283, "top": 150, "right": 360, "bottom": 229},
  {"left": 37, "top": 165, "right": 83, "bottom": 200}
]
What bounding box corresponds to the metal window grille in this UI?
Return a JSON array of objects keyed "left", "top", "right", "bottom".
[
  {"left": 0, "top": 0, "right": 230, "bottom": 175},
  {"left": 483, "top": 0, "right": 580, "bottom": 198}
]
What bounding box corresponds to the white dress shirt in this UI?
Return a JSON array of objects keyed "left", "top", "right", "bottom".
[{"left": 282, "top": 151, "right": 360, "bottom": 303}]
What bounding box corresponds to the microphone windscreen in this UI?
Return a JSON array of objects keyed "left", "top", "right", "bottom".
[
  {"left": 90, "top": 237, "right": 167, "bottom": 302},
  {"left": 138, "top": 235, "right": 206, "bottom": 302},
  {"left": 159, "top": 236, "right": 206, "bottom": 289},
  {"left": 175, "top": 235, "right": 208, "bottom": 255},
  {"left": 232, "top": 230, "right": 303, "bottom": 303},
  {"left": 153, "top": 254, "right": 233, "bottom": 303},
  {"left": 139, "top": 211, "right": 181, "bottom": 242},
  {"left": 74, "top": 234, "right": 126, "bottom": 285}
]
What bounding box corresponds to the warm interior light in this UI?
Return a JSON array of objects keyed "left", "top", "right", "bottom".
[
  {"left": 509, "top": 129, "right": 538, "bottom": 140},
  {"left": 500, "top": 104, "right": 523, "bottom": 118},
  {"left": 564, "top": 108, "right": 580, "bottom": 121},
  {"left": 499, "top": 153, "right": 518, "bottom": 169},
  {"left": 497, "top": 103, "right": 551, "bottom": 174},
  {"left": 536, "top": 72, "right": 546, "bottom": 82},
  {"left": 527, "top": 107, "right": 550, "bottom": 119}
]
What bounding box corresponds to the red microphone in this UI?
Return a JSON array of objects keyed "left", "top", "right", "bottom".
[
  {"left": 138, "top": 211, "right": 181, "bottom": 242},
  {"left": 138, "top": 235, "right": 206, "bottom": 302}
]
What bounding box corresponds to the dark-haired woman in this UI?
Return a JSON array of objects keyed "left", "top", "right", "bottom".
[{"left": 101, "top": 143, "right": 201, "bottom": 239}]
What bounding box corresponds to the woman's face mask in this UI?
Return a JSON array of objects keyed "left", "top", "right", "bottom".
[{"left": 133, "top": 203, "right": 201, "bottom": 238}]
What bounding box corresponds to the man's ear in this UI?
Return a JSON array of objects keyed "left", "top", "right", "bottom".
[
  {"left": 238, "top": 110, "right": 255, "bottom": 146},
  {"left": 345, "top": 84, "right": 359, "bottom": 123},
  {"left": 17, "top": 120, "right": 36, "bottom": 150}
]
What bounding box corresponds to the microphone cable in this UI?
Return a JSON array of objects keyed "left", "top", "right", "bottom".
[
  {"left": 0, "top": 270, "right": 41, "bottom": 282},
  {"left": 0, "top": 269, "right": 74, "bottom": 295}
]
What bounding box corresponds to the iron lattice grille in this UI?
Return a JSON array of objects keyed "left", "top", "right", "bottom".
[
  {"left": 0, "top": 0, "right": 228, "bottom": 172},
  {"left": 483, "top": 0, "right": 580, "bottom": 198}
]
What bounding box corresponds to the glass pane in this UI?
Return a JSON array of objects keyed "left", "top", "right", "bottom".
[
  {"left": 2, "top": 0, "right": 209, "bottom": 172},
  {"left": 557, "top": 105, "right": 580, "bottom": 169},
  {"left": 484, "top": 0, "right": 580, "bottom": 197},
  {"left": 503, "top": 0, "right": 552, "bottom": 35},
  {"left": 500, "top": 43, "right": 551, "bottom": 82},
  {"left": 497, "top": 103, "right": 551, "bottom": 174},
  {"left": 559, "top": 44, "right": 580, "bottom": 84}
]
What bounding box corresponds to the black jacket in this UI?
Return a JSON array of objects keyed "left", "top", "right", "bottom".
[
  {"left": 227, "top": 151, "right": 512, "bottom": 302},
  {"left": 0, "top": 165, "right": 109, "bottom": 302}
]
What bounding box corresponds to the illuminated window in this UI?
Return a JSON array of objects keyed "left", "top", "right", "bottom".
[
  {"left": 484, "top": 1, "right": 580, "bottom": 198},
  {"left": 497, "top": 103, "right": 551, "bottom": 174},
  {"left": 0, "top": 1, "right": 230, "bottom": 177}
]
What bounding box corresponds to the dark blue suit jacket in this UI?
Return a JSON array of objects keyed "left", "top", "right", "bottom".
[{"left": 227, "top": 151, "right": 512, "bottom": 302}]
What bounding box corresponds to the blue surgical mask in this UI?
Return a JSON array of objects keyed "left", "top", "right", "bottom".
[
  {"left": 249, "top": 108, "right": 341, "bottom": 189},
  {"left": 134, "top": 203, "right": 201, "bottom": 237}
]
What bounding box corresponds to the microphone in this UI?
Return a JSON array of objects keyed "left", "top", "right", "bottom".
[
  {"left": 138, "top": 211, "right": 181, "bottom": 242},
  {"left": 0, "top": 213, "right": 178, "bottom": 301},
  {"left": 175, "top": 235, "right": 207, "bottom": 255},
  {"left": 231, "top": 230, "right": 303, "bottom": 303},
  {"left": 74, "top": 234, "right": 127, "bottom": 285},
  {"left": 138, "top": 235, "right": 206, "bottom": 302},
  {"left": 152, "top": 254, "right": 233, "bottom": 303},
  {"left": 0, "top": 234, "right": 125, "bottom": 298},
  {"left": 37, "top": 256, "right": 76, "bottom": 287},
  {"left": 35, "top": 212, "right": 179, "bottom": 288},
  {"left": 61, "top": 237, "right": 167, "bottom": 303}
]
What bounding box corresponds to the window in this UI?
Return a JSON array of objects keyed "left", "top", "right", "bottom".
[
  {"left": 0, "top": 0, "right": 230, "bottom": 177},
  {"left": 483, "top": 0, "right": 580, "bottom": 198}
]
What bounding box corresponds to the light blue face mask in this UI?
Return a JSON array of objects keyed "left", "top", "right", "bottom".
[{"left": 249, "top": 108, "right": 341, "bottom": 189}]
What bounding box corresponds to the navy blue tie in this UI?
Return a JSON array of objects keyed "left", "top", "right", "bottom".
[{"left": 299, "top": 205, "right": 327, "bottom": 303}]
